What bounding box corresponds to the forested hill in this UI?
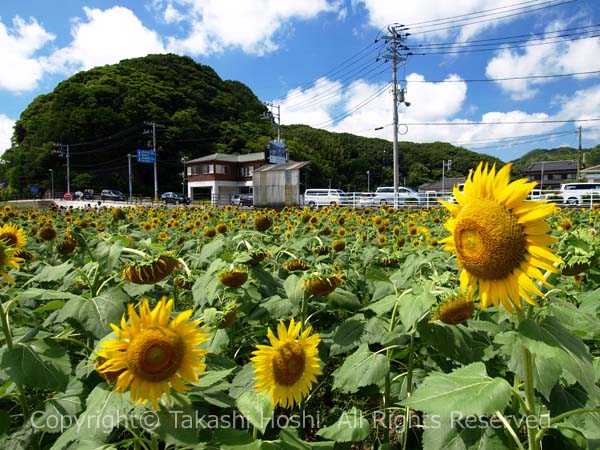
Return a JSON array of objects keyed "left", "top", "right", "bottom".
[
  {"left": 2, "top": 54, "right": 272, "bottom": 195},
  {"left": 0, "top": 53, "right": 577, "bottom": 196},
  {"left": 281, "top": 125, "right": 501, "bottom": 191},
  {"left": 510, "top": 145, "right": 600, "bottom": 177}
]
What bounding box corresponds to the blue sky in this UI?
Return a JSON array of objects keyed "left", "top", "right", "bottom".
[{"left": 1, "top": 0, "right": 600, "bottom": 162}]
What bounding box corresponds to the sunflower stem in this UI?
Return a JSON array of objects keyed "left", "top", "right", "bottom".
[
  {"left": 383, "top": 297, "right": 400, "bottom": 443},
  {"left": 517, "top": 309, "right": 539, "bottom": 450},
  {"left": 0, "top": 299, "right": 30, "bottom": 418},
  {"left": 121, "top": 247, "right": 149, "bottom": 258},
  {"left": 495, "top": 410, "right": 526, "bottom": 450},
  {"left": 401, "top": 332, "right": 415, "bottom": 450}
]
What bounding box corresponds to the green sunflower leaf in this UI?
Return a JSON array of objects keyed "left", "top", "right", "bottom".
[
  {"left": 316, "top": 407, "right": 370, "bottom": 442},
  {"left": 2, "top": 339, "right": 70, "bottom": 391},
  {"left": 236, "top": 391, "right": 273, "bottom": 434},
  {"left": 262, "top": 426, "right": 335, "bottom": 449},
  {"left": 332, "top": 344, "right": 389, "bottom": 393},
  {"left": 421, "top": 414, "right": 511, "bottom": 450},
  {"left": 402, "top": 362, "right": 512, "bottom": 418}
]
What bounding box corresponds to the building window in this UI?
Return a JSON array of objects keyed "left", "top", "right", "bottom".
[
  {"left": 241, "top": 166, "right": 252, "bottom": 177},
  {"left": 188, "top": 166, "right": 199, "bottom": 176},
  {"left": 215, "top": 164, "right": 230, "bottom": 174},
  {"left": 553, "top": 174, "right": 562, "bottom": 180},
  {"left": 202, "top": 165, "right": 214, "bottom": 174}
]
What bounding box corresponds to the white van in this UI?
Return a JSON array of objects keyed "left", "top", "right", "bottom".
[
  {"left": 558, "top": 182, "right": 600, "bottom": 205},
  {"left": 374, "top": 186, "right": 423, "bottom": 205},
  {"left": 304, "top": 189, "right": 349, "bottom": 208}
]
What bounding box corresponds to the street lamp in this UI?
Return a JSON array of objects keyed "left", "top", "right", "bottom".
[
  {"left": 181, "top": 156, "right": 189, "bottom": 196},
  {"left": 48, "top": 169, "right": 54, "bottom": 199},
  {"left": 366, "top": 170, "right": 370, "bottom": 192}
]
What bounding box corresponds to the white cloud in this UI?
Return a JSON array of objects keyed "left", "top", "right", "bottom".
[
  {"left": 47, "top": 7, "right": 166, "bottom": 73},
  {"left": 0, "top": 16, "right": 54, "bottom": 92},
  {"left": 0, "top": 115, "right": 15, "bottom": 156},
  {"left": 275, "top": 72, "right": 578, "bottom": 160},
  {"left": 555, "top": 83, "right": 600, "bottom": 141},
  {"left": 280, "top": 77, "right": 344, "bottom": 127},
  {"left": 486, "top": 20, "right": 600, "bottom": 99},
  {"left": 356, "top": 0, "right": 524, "bottom": 41},
  {"left": 165, "top": 0, "right": 338, "bottom": 55}
]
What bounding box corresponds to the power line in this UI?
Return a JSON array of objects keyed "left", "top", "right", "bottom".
[
  {"left": 313, "top": 82, "right": 392, "bottom": 128},
  {"left": 400, "top": 69, "right": 600, "bottom": 84},
  {"left": 401, "top": 118, "right": 600, "bottom": 126},
  {"left": 403, "top": 0, "right": 565, "bottom": 27},
  {"left": 408, "top": 0, "right": 578, "bottom": 35}
]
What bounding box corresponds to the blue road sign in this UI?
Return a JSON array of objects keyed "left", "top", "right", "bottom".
[{"left": 136, "top": 149, "right": 156, "bottom": 164}]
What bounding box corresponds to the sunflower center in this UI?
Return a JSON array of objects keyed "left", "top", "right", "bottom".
[
  {"left": 454, "top": 199, "right": 526, "bottom": 279},
  {"left": 272, "top": 341, "right": 306, "bottom": 386},
  {"left": 127, "top": 328, "right": 185, "bottom": 382},
  {"left": 0, "top": 232, "right": 18, "bottom": 247}
]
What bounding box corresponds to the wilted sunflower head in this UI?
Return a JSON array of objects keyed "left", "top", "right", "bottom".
[
  {"left": 39, "top": 227, "right": 58, "bottom": 241},
  {"left": 218, "top": 268, "right": 249, "bottom": 288},
  {"left": 254, "top": 215, "right": 273, "bottom": 232},
  {"left": 122, "top": 254, "right": 180, "bottom": 285},
  {"left": 439, "top": 162, "right": 562, "bottom": 313}
]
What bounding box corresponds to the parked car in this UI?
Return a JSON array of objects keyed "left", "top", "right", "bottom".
[
  {"left": 557, "top": 182, "right": 600, "bottom": 205},
  {"left": 374, "top": 186, "right": 423, "bottom": 206},
  {"left": 231, "top": 194, "right": 242, "bottom": 206},
  {"left": 160, "top": 192, "right": 191, "bottom": 205},
  {"left": 358, "top": 192, "right": 377, "bottom": 207},
  {"left": 100, "top": 189, "right": 126, "bottom": 201},
  {"left": 72, "top": 191, "right": 94, "bottom": 200},
  {"left": 239, "top": 193, "right": 253, "bottom": 206},
  {"left": 304, "top": 189, "right": 350, "bottom": 208}
]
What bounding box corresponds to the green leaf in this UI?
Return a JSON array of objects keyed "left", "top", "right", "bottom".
[
  {"left": 229, "top": 363, "right": 257, "bottom": 398},
  {"left": 363, "top": 294, "right": 397, "bottom": 315},
  {"left": 364, "top": 267, "right": 391, "bottom": 283},
  {"left": 316, "top": 407, "right": 370, "bottom": 442},
  {"left": 32, "top": 379, "right": 84, "bottom": 433},
  {"left": 262, "top": 427, "right": 335, "bottom": 449},
  {"left": 397, "top": 289, "right": 435, "bottom": 330},
  {"left": 495, "top": 330, "right": 563, "bottom": 400},
  {"left": 236, "top": 391, "right": 273, "bottom": 434},
  {"left": 332, "top": 344, "right": 389, "bottom": 393},
  {"left": 49, "top": 384, "right": 133, "bottom": 450},
  {"left": 283, "top": 275, "right": 304, "bottom": 305},
  {"left": 2, "top": 340, "right": 70, "bottom": 391},
  {"left": 30, "top": 262, "right": 73, "bottom": 283},
  {"left": 420, "top": 322, "right": 491, "bottom": 365},
  {"left": 548, "top": 301, "right": 600, "bottom": 339},
  {"left": 333, "top": 319, "right": 365, "bottom": 347},
  {"left": 403, "top": 362, "right": 512, "bottom": 418},
  {"left": 516, "top": 317, "right": 598, "bottom": 395},
  {"left": 196, "top": 368, "right": 236, "bottom": 388},
  {"left": 326, "top": 288, "right": 361, "bottom": 310},
  {"left": 155, "top": 404, "right": 200, "bottom": 446},
  {"left": 199, "top": 238, "right": 225, "bottom": 265},
  {"left": 57, "top": 287, "right": 127, "bottom": 338},
  {"left": 549, "top": 384, "right": 600, "bottom": 440},
  {"left": 17, "top": 288, "right": 82, "bottom": 302},
  {"left": 211, "top": 427, "right": 261, "bottom": 449},
  {"left": 421, "top": 415, "right": 511, "bottom": 450}
]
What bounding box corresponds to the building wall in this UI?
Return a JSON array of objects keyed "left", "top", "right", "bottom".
[{"left": 253, "top": 170, "right": 300, "bottom": 207}]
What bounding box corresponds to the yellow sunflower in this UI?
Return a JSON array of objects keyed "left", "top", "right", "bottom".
[
  {"left": 96, "top": 297, "right": 209, "bottom": 409},
  {"left": 440, "top": 163, "right": 562, "bottom": 313},
  {"left": 0, "top": 241, "right": 22, "bottom": 284},
  {"left": 0, "top": 223, "right": 27, "bottom": 249},
  {"left": 251, "top": 319, "right": 322, "bottom": 408}
]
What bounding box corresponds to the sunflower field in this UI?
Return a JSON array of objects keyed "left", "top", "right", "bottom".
[{"left": 0, "top": 164, "right": 599, "bottom": 450}]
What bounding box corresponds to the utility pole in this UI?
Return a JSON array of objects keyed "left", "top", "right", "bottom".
[
  {"left": 577, "top": 126, "right": 583, "bottom": 179},
  {"left": 127, "top": 153, "right": 133, "bottom": 203},
  {"left": 49, "top": 169, "right": 54, "bottom": 199},
  {"left": 181, "top": 156, "right": 189, "bottom": 196},
  {"left": 379, "top": 24, "right": 410, "bottom": 208},
  {"left": 54, "top": 143, "right": 71, "bottom": 193},
  {"left": 367, "top": 170, "right": 370, "bottom": 192},
  {"left": 263, "top": 102, "right": 281, "bottom": 142},
  {"left": 144, "top": 121, "right": 159, "bottom": 202}
]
